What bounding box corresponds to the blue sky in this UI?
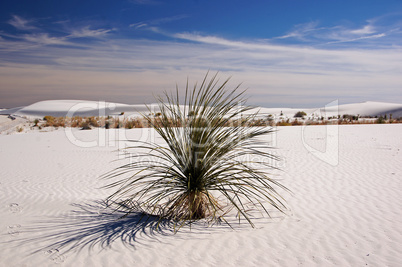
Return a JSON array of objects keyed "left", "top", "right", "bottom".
[{"left": 1, "top": 0, "right": 402, "bottom": 108}]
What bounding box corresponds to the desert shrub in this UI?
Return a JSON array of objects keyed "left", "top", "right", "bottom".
[
  {"left": 376, "top": 116, "right": 386, "bottom": 124},
  {"left": 86, "top": 116, "right": 99, "bottom": 127},
  {"left": 248, "top": 119, "right": 267, "bottom": 127},
  {"left": 292, "top": 119, "right": 303, "bottom": 126},
  {"left": 80, "top": 121, "right": 91, "bottom": 130},
  {"left": 343, "top": 114, "right": 358, "bottom": 121},
  {"left": 70, "top": 116, "right": 83, "bottom": 128},
  {"left": 43, "top": 116, "right": 66, "bottom": 127},
  {"left": 276, "top": 119, "right": 292, "bottom": 126},
  {"left": 43, "top": 116, "right": 55, "bottom": 127},
  {"left": 113, "top": 119, "right": 122, "bottom": 128},
  {"left": 56, "top": 117, "right": 66, "bottom": 127},
  {"left": 17, "top": 126, "right": 24, "bottom": 132},
  {"left": 43, "top": 115, "right": 54, "bottom": 122},
  {"left": 124, "top": 119, "right": 135, "bottom": 129},
  {"left": 102, "top": 73, "right": 289, "bottom": 230},
  {"left": 306, "top": 121, "right": 322, "bottom": 125},
  {"left": 134, "top": 118, "right": 144, "bottom": 128},
  {"left": 33, "top": 119, "right": 40, "bottom": 127},
  {"left": 294, "top": 111, "right": 307, "bottom": 118}
]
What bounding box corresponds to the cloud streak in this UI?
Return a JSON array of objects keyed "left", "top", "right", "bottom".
[
  {"left": 22, "top": 33, "right": 69, "bottom": 45},
  {"left": 273, "top": 18, "right": 399, "bottom": 48},
  {"left": 8, "top": 15, "right": 37, "bottom": 31},
  {"left": 130, "top": 15, "right": 188, "bottom": 30},
  {"left": 69, "top": 26, "right": 115, "bottom": 38}
]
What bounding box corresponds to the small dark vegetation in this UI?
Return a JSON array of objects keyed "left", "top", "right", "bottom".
[{"left": 294, "top": 111, "right": 307, "bottom": 118}]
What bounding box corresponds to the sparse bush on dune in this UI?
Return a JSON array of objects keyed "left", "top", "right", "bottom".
[
  {"left": 292, "top": 119, "right": 303, "bottom": 126},
  {"left": 38, "top": 116, "right": 148, "bottom": 129},
  {"left": 121, "top": 118, "right": 144, "bottom": 129},
  {"left": 43, "top": 115, "right": 54, "bottom": 122},
  {"left": 277, "top": 119, "right": 292, "bottom": 126},
  {"left": 294, "top": 111, "right": 306, "bottom": 118},
  {"left": 113, "top": 119, "right": 122, "bottom": 128},
  {"left": 248, "top": 119, "right": 267, "bottom": 127},
  {"left": 43, "top": 116, "right": 55, "bottom": 127},
  {"left": 135, "top": 118, "right": 145, "bottom": 128},
  {"left": 376, "top": 116, "right": 386, "bottom": 124},
  {"left": 43, "top": 116, "right": 66, "bottom": 127},
  {"left": 80, "top": 121, "right": 91, "bottom": 130},
  {"left": 86, "top": 116, "right": 99, "bottom": 127},
  {"left": 124, "top": 119, "right": 135, "bottom": 129},
  {"left": 102, "top": 73, "right": 289, "bottom": 230},
  {"left": 70, "top": 116, "right": 83, "bottom": 128}
]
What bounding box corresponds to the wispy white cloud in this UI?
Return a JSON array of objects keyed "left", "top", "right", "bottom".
[
  {"left": 276, "top": 21, "right": 325, "bottom": 40},
  {"left": 130, "top": 15, "right": 188, "bottom": 29},
  {"left": 21, "top": 33, "right": 69, "bottom": 45},
  {"left": 69, "top": 26, "right": 115, "bottom": 38},
  {"left": 350, "top": 24, "right": 376, "bottom": 35},
  {"left": 326, "top": 33, "right": 386, "bottom": 45},
  {"left": 131, "top": 23, "right": 147, "bottom": 29},
  {"left": 273, "top": 19, "right": 394, "bottom": 47},
  {"left": 8, "top": 15, "right": 37, "bottom": 31},
  {"left": 1, "top": 17, "right": 116, "bottom": 49}
]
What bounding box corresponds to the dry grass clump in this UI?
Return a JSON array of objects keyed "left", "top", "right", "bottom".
[
  {"left": 122, "top": 118, "right": 144, "bottom": 129},
  {"left": 43, "top": 116, "right": 66, "bottom": 127},
  {"left": 69, "top": 116, "right": 82, "bottom": 127},
  {"left": 276, "top": 119, "right": 292, "bottom": 126},
  {"left": 37, "top": 116, "right": 146, "bottom": 129},
  {"left": 86, "top": 117, "right": 99, "bottom": 127},
  {"left": 291, "top": 119, "right": 303, "bottom": 126}
]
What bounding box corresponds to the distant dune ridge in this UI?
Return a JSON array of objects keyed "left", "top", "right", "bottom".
[
  {"left": 0, "top": 100, "right": 149, "bottom": 118},
  {"left": 0, "top": 99, "right": 401, "bottom": 118}
]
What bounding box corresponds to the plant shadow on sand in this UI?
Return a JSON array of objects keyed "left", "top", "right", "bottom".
[
  {"left": 9, "top": 200, "right": 287, "bottom": 259},
  {"left": 10, "top": 200, "right": 177, "bottom": 256}
]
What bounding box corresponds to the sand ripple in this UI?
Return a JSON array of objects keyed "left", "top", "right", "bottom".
[{"left": 0, "top": 125, "right": 401, "bottom": 266}]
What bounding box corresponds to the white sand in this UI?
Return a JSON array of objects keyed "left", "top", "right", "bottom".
[
  {"left": 1, "top": 100, "right": 401, "bottom": 120},
  {"left": 0, "top": 124, "right": 401, "bottom": 266},
  {"left": 0, "top": 115, "right": 30, "bottom": 134}
]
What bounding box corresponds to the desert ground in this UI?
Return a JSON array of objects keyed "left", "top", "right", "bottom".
[{"left": 0, "top": 122, "right": 401, "bottom": 266}]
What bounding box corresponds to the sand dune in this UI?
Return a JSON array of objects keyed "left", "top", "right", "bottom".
[
  {"left": 1, "top": 100, "right": 401, "bottom": 119},
  {"left": 0, "top": 100, "right": 150, "bottom": 118},
  {"left": 0, "top": 124, "right": 401, "bottom": 266}
]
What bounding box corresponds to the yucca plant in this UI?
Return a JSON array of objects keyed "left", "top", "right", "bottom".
[{"left": 103, "top": 73, "right": 289, "bottom": 230}]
